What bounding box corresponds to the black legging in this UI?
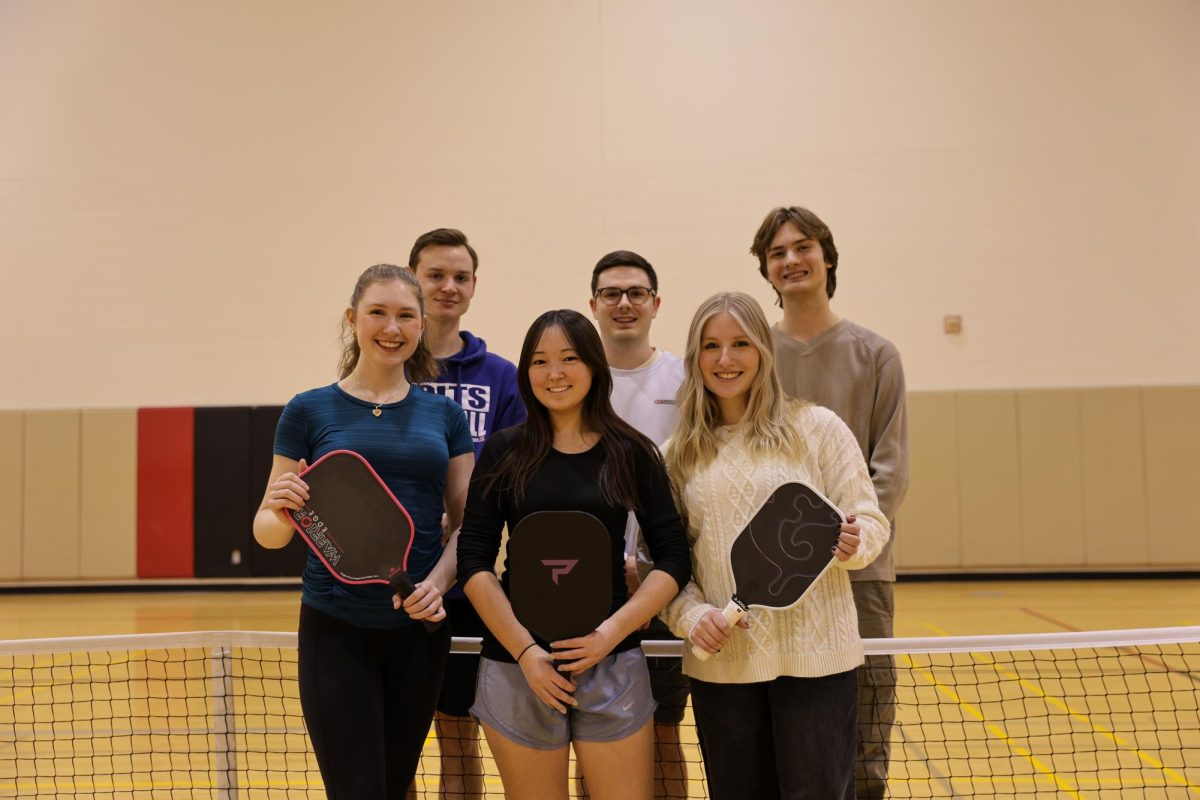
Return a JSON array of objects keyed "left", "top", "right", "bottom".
[{"left": 298, "top": 603, "right": 451, "bottom": 799}]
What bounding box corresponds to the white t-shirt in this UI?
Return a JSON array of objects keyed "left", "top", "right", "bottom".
[
  {"left": 609, "top": 349, "right": 684, "bottom": 555},
  {"left": 610, "top": 349, "right": 684, "bottom": 448}
]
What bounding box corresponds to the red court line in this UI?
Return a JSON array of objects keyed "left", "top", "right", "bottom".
[
  {"left": 1022, "top": 606, "right": 1200, "bottom": 687},
  {"left": 1019, "top": 606, "right": 1080, "bottom": 631}
]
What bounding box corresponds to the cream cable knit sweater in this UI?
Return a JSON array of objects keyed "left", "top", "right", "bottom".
[{"left": 662, "top": 404, "right": 889, "bottom": 684}]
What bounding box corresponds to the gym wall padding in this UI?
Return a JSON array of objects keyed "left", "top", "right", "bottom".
[
  {"left": 1080, "top": 390, "right": 1146, "bottom": 565},
  {"left": 137, "top": 407, "right": 194, "bottom": 578},
  {"left": 248, "top": 405, "right": 309, "bottom": 577},
  {"left": 1017, "top": 391, "right": 1086, "bottom": 566},
  {"left": 895, "top": 386, "right": 1200, "bottom": 571},
  {"left": 1143, "top": 388, "right": 1200, "bottom": 565},
  {"left": 3, "top": 386, "right": 1197, "bottom": 583},
  {"left": 0, "top": 413, "right": 23, "bottom": 580},
  {"left": 80, "top": 410, "right": 137, "bottom": 579},
  {"left": 892, "top": 393, "right": 959, "bottom": 570},
  {"left": 193, "top": 407, "right": 253, "bottom": 578},
  {"left": 957, "top": 392, "right": 1021, "bottom": 568},
  {"left": 24, "top": 411, "right": 82, "bottom": 579},
  {"left": 7, "top": 403, "right": 307, "bottom": 582}
]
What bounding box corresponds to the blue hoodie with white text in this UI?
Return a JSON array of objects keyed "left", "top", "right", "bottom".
[{"left": 419, "top": 331, "right": 525, "bottom": 458}]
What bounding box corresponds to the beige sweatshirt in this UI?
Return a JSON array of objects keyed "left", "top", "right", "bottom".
[
  {"left": 773, "top": 320, "right": 908, "bottom": 582},
  {"left": 662, "top": 404, "right": 889, "bottom": 684}
]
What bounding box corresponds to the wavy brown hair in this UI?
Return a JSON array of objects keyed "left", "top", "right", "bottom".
[
  {"left": 749, "top": 205, "right": 839, "bottom": 305},
  {"left": 337, "top": 264, "right": 438, "bottom": 383}
]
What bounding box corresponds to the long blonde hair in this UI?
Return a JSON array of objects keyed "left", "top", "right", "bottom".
[{"left": 665, "top": 292, "right": 807, "bottom": 490}]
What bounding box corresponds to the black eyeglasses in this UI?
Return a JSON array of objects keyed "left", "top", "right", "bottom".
[{"left": 594, "top": 286, "right": 656, "bottom": 305}]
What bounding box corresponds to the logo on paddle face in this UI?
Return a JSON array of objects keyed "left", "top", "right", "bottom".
[
  {"left": 541, "top": 559, "right": 578, "bottom": 585},
  {"left": 291, "top": 509, "right": 341, "bottom": 566}
]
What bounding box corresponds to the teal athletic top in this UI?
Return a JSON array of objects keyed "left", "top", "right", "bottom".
[{"left": 274, "top": 382, "right": 473, "bottom": 629}]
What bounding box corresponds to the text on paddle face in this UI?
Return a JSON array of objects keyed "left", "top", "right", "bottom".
[{"left": 294, "top": 511, "right": 342, "bottom": 566}]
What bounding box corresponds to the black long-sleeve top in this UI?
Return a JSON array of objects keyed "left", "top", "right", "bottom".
[{"left": 457, "top": 426, "right": 691, "bottom": 663}]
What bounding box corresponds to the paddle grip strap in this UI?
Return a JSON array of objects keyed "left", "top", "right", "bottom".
[
  {"left": 691, "top": 598, "right": 748, "bottom": 661},
  {"left": 390, "top": 571, "right": 443, "bottom": 634}
]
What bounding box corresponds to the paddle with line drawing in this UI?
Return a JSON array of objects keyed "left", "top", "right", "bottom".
[{"left": 694, "top": 481, "right": 845, "bottom": 660}]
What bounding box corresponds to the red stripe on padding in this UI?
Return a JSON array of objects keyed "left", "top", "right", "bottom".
[{"left": 137, "top": 407, "right": 195, "bottom": 577}]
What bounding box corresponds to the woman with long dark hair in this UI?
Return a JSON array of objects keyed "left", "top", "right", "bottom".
[
  {"left": 253, "top": 264, "right": 474, "bottom": 798},
  {"left": 457, "top": 309, "right": 691, "bottom": 800}
]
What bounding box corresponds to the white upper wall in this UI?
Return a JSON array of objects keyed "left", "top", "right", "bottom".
[{"left": 2, "top": 0, "right": 1198, "bottom": 408}]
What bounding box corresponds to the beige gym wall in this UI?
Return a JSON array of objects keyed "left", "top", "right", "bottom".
[{"left": 2, "top": 0, "right": 1198, "bottom": 412}]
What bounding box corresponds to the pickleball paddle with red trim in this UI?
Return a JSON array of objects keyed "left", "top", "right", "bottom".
[
  {"left": 508, "top": 511, "right": 613, "bottom": 653},
  {"left": 694, "top": 481, "right": 845, "bottom": 660},
  {"left": 284, "top": 449, "right": 442, "bottom": 632}
]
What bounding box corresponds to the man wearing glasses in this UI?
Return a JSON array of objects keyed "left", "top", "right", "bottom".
[{"left": 589, "top": 250, "right": 689, "bottom": 799}]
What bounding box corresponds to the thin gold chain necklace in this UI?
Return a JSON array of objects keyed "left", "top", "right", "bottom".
[{"left": 352, "top": 372, "right": 407, "bottom": 418}]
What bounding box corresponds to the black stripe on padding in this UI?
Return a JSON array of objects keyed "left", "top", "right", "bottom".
[
  {"left": 193, "top": 407, "right": 253, "bottom": 577},
  {"left": 248, "top": 405, "right": 309, "bottom": 577}
]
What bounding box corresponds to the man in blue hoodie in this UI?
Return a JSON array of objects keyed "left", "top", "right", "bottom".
[{"left": 410, "top": 227, "right": 525, "bottom": 798}]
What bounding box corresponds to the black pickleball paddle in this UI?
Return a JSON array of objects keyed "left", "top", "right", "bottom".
[
  {"left": 693, "top": 481, "right": 845, "bottom": 660},
  {"left": 284, "top": 449, "right": 441, "bottom": 632},
  {"left": 508, "top": 510, "right": 613, "bottom": 646}
]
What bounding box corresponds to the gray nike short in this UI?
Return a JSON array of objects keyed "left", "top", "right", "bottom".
[{"left": 471, "top": 648, "right": 656, "bottom": 750}]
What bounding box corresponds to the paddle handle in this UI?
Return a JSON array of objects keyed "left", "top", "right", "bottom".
[
  {"left": 691, "top": 599, "right": 747, "bottom": 661},
  {"left": 391, "top": 572, "right": 443, "bottom": 634}
]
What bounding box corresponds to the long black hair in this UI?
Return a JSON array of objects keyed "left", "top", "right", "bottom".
[{"left": 484, "top": 309, "right": 662, "bottom": 509}]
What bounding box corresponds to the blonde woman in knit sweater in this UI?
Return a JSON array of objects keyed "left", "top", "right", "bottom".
[{"left": 662, "top": 292, "right": 889, "bottom": 800}]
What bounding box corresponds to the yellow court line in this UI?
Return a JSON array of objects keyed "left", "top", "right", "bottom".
[
  {"left": 1, "top": 768, "right": 327, "bottom": 793},
  {"left": 2, "top": 648, "right": 442, "bottom": 791},
  {"left": 923, "top": 623, "right": 1200, "bottom": 797},
  {"left": 0, "top": 648, "right": 202, "bottom": 708},
  {"left": 902, "top": 653, "right": 1086, "bottom": 798},
  {"left": 2, "top": 651, "right": 227, "bottom": 745},
  {"left": 0, "top": 774, "right": 509, "bottom": 793},
  {"left": 1, "top": 651, "right": 112, "bottom": 761},
  {"left": 0, "top": 651, "right": 103, "bottom": 706},
  {"left": 905, "top": 629, "right": 1088, "bottom": 799},
  {"left": 887, "top": 774, "right": 1151, "bottom": 789},
  {"left": 0, "top": 777, "right": 311, "bottom": 792}
]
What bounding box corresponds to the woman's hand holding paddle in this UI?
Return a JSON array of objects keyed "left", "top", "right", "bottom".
[
  {"left": 264, "top": 459, "right": 309, "bottom": 523},
  {"left": 392, "top": 580, "right": 447, "bottom": 623},
  {"left": 689, "top": 607, "right": 750, "bottom": 656},
  {"left": 833, "top": 514, "right": 860, "bottom": 562}
]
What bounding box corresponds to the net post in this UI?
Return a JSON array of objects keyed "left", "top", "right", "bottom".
[{"left": 210, "top": 644, "right": 239, "bottom": 798}]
